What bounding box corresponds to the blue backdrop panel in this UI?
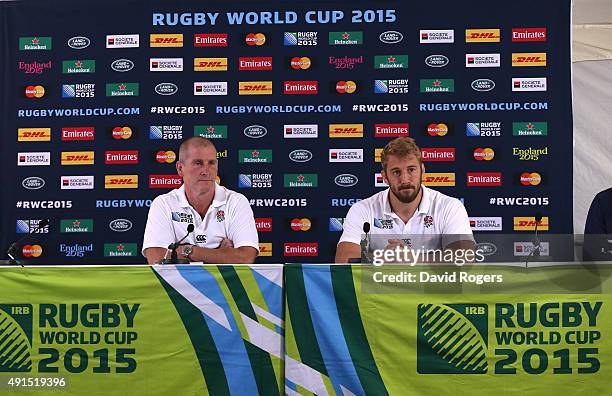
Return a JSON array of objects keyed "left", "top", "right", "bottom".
[{"left": 0, "top": 0, "right": 572, "bottom": 263}]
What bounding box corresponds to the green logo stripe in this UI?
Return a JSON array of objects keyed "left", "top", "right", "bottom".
[
  {"left": 331, "top": 266, "right": 389, "bottom": 395},
  {"left": 215, "top": 267, "right": 280, "bottom": 395},
  {"left": 152, "top": 270, "right": 230, "bottom": 396},
  {"left": 285, "top": 264, "right": 329, "bottom": 376}
]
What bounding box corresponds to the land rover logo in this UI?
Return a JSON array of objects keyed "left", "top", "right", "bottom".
[
  {"left": 155, "top": 83, "right": 178, "bottom": 96},
  {"left": 476, "top": 242, "right": 497, "bottom": 256},
  {"left": 243, "top": 125, "right": 267, "bottom": 138},
  {"left": 379, "top": 31, "right": 403, "bottom": 44},
  {"left": 334, "top": 174, "right": 358, "bottom": 187},
  {"left": 67, "top": 36, "right": 90, "bottom": 49},
  {"left": 471, "top": 79, "right": 495, "bottom": 92},
  {"left": 109, "top": 218, "right": 133, "bottom": 232},
  {"left": 22, "top": 176, "right": 45, "bottom": 190},
  {"left": 425, "top": 55, "right": 449, "bottom": 68},
  {"left": 289, "top": 149, "right": 313, "bottom": 162},
  {"left": 111, "top": 59, "right": 134, "bottom": 72}
]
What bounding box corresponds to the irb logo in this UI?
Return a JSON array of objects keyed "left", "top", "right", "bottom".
[
  {"left": 0, "top": 304, "right": 33, "bottom": 372},
  {"left": 417, "top": 303, "right": 488, "bottom": 374}
]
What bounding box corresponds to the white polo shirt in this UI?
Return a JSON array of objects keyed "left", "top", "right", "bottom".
[
  {"left": 142, "top": 183, "right": 259, "bottom": 256},
  {"left": 338, "top": 185, "right": 473, "bottom": 250}
]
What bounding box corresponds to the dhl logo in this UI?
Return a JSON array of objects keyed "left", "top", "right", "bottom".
[
  {"left": 61, "top": 151, "right": 94, "bottom": 165},
  {"left": 259, "top": 243, "right": 272, "bottom": 256},
  {"left": 329, "top": 124, "right": 364, "bottom": 138},
  {"left": 423, "top": 172, "right": 456, "bottom": 186},
  {"left": 150, "top": 34, "right": 183, "bottom": 47},
  {"left": 18, "top": 128, "right": 51, "bottom": 141},
  {"left": 512, "top": 53, "right": 547, "bottom": 66},
  {"left": 513, "top": 216, "right": 549, "bottom": 231},
  {"left": 238, "top": 81, "right": 272, "bottom": 95},
  {"left": 465, "top": 29, "right": 500, "bottom": 42},
  {"left": 105, "top": 175, "right": 138, "bottom": 189},
  {"left": 194, "top": 58, "right": 228, "bottom": 71},
  {"left": 375, "top": 148, "right": 383, "bottom": 163}
]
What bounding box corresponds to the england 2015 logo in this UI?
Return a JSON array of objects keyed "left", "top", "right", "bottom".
[
  {"left": 417, "top": 303, "right": 488, "bottom": 374},
  {"left": 0, "top": 304, "right": 33, "bottom": 372}
]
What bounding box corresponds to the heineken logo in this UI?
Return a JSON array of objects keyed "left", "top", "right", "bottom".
[
  {"left": 103, "top": 243, "right": 137, "bottom": 257},
  {"left": 420, "top": 79, "right": 454, "bottom": 93},
  {"left": 513, "top": 122, "right": 548, "bottom": 136},
  {"left": 374, "top": 55, "right": 408, "bottom": 69},
  {"left": 194, "top": 125, "right": 228, "bottom": 139},
  {"left": 329, "top": 31, "right": 363, "bottom": 45},
  {"left": 19, "top": 37, "right": 52, "bottom": 50},
  {"left": 284, "top": 174, "right": 318, "bottom": 187},
  {"left": 106, "top": 83, "right": 139, "bottom": 97},
  {"left": 239, "top": 149, "right": 272, "bottom": 163},
  {"left": 62, "top": 60, "right": 95, "bottom": 74},
  {"left": 60, "top": 219, "right": 93, "bottom": 233}
]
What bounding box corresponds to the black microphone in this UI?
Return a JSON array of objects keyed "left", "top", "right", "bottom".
[
  {"left": 6, "top": 219, "right": 50, "bottom": 266},
  {"left": 160, "top": 223, "right": 195, "bottom": 265},
  {"left": 360, "top": 222, "right": 371, "bottom": 263},
  {"left": 525, "top": 212, "right": 543, "bottom": 268}
]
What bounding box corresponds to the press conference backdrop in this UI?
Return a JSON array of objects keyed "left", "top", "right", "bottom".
[{"left": 0, "top": 0, "right": 572, "bottom": 264}]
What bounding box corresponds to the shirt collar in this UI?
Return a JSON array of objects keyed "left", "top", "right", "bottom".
[
  {"left": 176, "top": 183, "right": 226, "bottom": 209},
  {"left": 383, "top": 185, "right": 432, "bottom": 216}
]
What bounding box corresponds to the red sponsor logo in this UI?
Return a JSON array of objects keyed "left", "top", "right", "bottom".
[
  {"left": 194, "top": 33, "right": 228, "bottom": 47},
  {"left": 105, "top": 150, "right": 139, "bottom": 164},
  {"left": 284, "top": 242, "right": 318, "bottom": 256},
  {"left": 62, "top": 127, "right": 95, "bottom": 141},
  {"left": 149, "top": 174, "right": 183, "bottom": 188},
  {"left": 284, "top": 80, "right": 318, "bottom": 95},
  {"left": 512, "top": 28, "right": 547, "bottom": 42},
  {"left": 374, "top": 123, "right": 409, "bottom": 137},
  {"left": 239, "top": 57, "right": 273, "bottom": 71},
  {"left": 255, "top": 218, "right": 272, "bottom": 232},
  {"left": 466, "top": 172, "right": 502, "bottom": 186},
  {"left": 421, "top": 148, "right": 456, "bottom": 162}
]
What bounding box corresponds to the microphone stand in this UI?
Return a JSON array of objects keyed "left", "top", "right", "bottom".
[
  {"left": 158, "top": 224, "right": 194, "bottom": 265},
  {"left": 525, "top": 214, "right": 542, "bottom": 269},
  {"left": 360, "top": 222, "right": 372, "bottom": 263}
]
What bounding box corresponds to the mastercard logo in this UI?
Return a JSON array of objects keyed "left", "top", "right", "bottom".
[
  {"left": 112, "top": 126, "right": 132, "bottom": 140},
  {"left": 520, "top": 172, "right": 542, "bottom": 185},
  {"left": 156, "top": 150, "right": 176, "bottom": 163},
  {"left": 22, "top": 244, "right": 43, "bottom": 257},
  {"left": 25, "top": 85, "right": 45, "bottom": 98},
  {"left": 473, "top": 147, "right": 495, "bottom": 161},
  {"left": 245, "top": 33, "right": 266, "bottom": 46},
  {"left": 427, "top": 123, "right": 448, "bottom": 136},
  {"left": 290, "top": 218, "right": 312, "bottom": 231},
  {"left": 336, "top": 80, "right": 357, "bottom": 94},
  {"left": 291, "top": 56, "right": 311, "bottom": 70}
]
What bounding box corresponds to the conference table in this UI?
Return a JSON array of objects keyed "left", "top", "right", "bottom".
[{"left": 1, "top": 262, "right": 610, "bottom": 395}]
